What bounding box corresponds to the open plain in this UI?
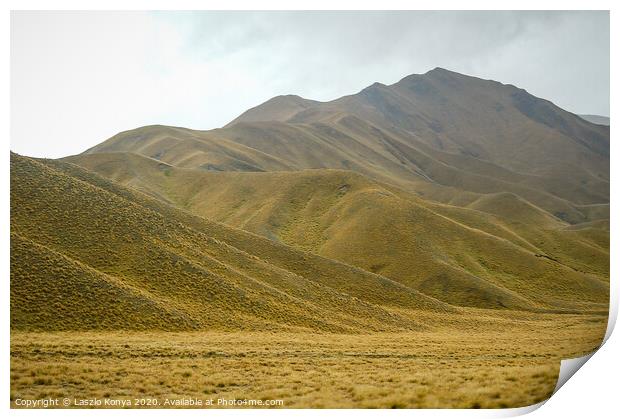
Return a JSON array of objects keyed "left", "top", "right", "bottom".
[{"left": 10, "top": 312, "right": 607, "bottom": 408}]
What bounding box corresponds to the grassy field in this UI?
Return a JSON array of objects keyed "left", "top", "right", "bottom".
[{"left": 10, "top": 312, "right": 607, "bottom": 409}]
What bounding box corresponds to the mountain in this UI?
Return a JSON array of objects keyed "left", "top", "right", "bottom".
[
  {"left": 229, "top": 68, "right": 609, "bottom": 172},
  {"left": 84, "top": 68, "right": 609, "bottom": 225},
  {"left": 11, "top": 152, "right": 452, "bottom": 332},
  {"left": 579, "top": 114, "right": 610, "bottom": 126},
  {"left": 13, "top": 68, "right": 610, "bottom": 330}
]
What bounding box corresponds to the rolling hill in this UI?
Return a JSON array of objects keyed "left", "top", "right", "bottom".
[
  {"left": 12, "top": 68, "right": 610, "bottom": 332},
  {"left": 64, "top": 151, "right": 609, "bottom": 312},
  {"left": 11, "top": 152, "right": 454, "bottom": 332}
]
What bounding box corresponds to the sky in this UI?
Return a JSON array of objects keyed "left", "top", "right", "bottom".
[{"left": 11, "top": 10, "right": 610, "bottom": 158}]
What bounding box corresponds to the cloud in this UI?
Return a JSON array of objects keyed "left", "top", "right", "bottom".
[{"left": 11, "top": 11, "right": 609, "bottom": 158}]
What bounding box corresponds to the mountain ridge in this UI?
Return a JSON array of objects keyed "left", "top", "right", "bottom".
[{"left": 83, "top": 68, "right": 609, "bottom": 225}]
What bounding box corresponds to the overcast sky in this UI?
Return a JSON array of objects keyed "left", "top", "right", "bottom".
[{"left": 11, "top": 10, "right": 610, "bottom": 158}]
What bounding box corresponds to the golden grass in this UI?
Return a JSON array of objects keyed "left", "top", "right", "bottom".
[
  {"left": 10, "top": 313, "right": 606, "bottom": 409},
  {"left": 65, "top": 152, "right": 609, "bottom": 312},
  {"left": 11, "top": 153, "right": 450, "bottom": 333}
]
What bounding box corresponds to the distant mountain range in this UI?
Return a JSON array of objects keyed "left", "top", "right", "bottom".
[{"left": 11, "top": 68, "right": 609, "bottom": 331}]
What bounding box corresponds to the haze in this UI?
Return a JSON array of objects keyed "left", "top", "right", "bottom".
[{"left": 11, "top": 10, "right": 610, "bottom": 158}]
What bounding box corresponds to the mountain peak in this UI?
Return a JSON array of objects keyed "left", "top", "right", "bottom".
[
  {"left": 270, "top": 94, "right": 308, "bottom": 102},
  {"left": 360, "top": 81, "right": 388, "bottom": 94},
  {"left": 423, "top": 67, "right": 470, "bottom": 81},
  {"left": 395, "top": 67, "right": 461, "bottom": 87},
  {"left": 225, "top": 94, "right": 318, "bottom": 127},
  {"left": 368, "top": 81, "right": 387, "bottom": 88},
  {"left": 426, "top": 66, "right": 451, "bottom": 74}
]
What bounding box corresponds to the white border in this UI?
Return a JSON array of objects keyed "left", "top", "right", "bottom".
[{"left": 2, "top": 2, "right": 616, "bottom": 418}]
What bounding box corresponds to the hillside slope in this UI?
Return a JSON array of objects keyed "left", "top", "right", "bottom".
[
  {"left": 65, "top": 152, "right": 609, "bottom": 312},
  {"left": 11, "top": 152, "right": 456, "bottom": 332}
]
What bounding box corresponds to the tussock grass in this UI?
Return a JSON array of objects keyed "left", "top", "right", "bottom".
[
  {"left": 10, "top": 314, "right": 606, "bottom": 408},
  {"left": 66, "top": 152, "right": 608, "bottom": 312},
  {"left": 11, "top": 153, "right": 448, "bottom": 332}
]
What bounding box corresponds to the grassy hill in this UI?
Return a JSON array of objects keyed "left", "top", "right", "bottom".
[
  {"left": 227, "top": 68, "right": 609, "bottom": 209},
  {"left": 12, "top": 67, "right": 610, "bottom": 329},
  {"left": 11, "top": 152, "right": 456, "bottom": 332},
  {"left": 83, "top": 70, "right": 609, "bottom": 225},
  {"left": 65, "top": 152, "right": 609, "bottom": 312},
  {"left": 281, "top": 68, "right": 609, "bottom": 182}
]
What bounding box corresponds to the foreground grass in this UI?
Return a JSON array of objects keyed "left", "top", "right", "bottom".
[{"left": 10, "top": 313, "right": 606, "bottom": 409}]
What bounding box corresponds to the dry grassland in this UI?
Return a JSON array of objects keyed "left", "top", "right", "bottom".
[{"left": 11, "top": 312, "right": 606, "bottom": 408}]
